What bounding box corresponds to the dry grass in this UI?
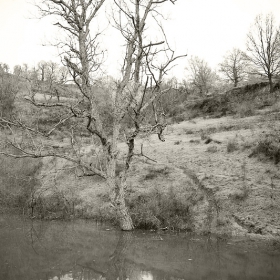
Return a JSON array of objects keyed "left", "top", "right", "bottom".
[{"left": 2, "top": 108, "right": 280, "bottom": 235}]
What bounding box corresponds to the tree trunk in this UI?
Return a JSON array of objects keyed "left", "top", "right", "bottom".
[
  {"left": 234, "top": 77, "right": 238, "bottom": 87},
  {"left": 268, "top": 74, "right": 273, "bottom": 93},
  {"left": 115, "top": 179, "right": 134, "bottom": 231},
  {"left": 107, "top": 176, "right": 134, "bottom": 231}
]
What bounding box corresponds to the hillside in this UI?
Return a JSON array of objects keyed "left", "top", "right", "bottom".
[{"left": 1, "top": 78, "right": 280, "bottom": 237}]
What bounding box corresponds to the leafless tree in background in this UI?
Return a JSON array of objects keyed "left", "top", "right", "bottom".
[
  {"left": 0, "top": 0, "right": 186, "bottom": 230},
  {"left": 0, "top": 63, "right": 10, "bottom": 74},
  {"left": 13, "top": 65, "right": 23, "bottom": 77},
  {"left": 219, "top": 48, "right": 248, "bottom": 87},
  {"left": 37, "top": 61, "right": 48, "bottom": 82},
  {"left": 187, "top": 56, "right": 216, "bottom": 95},
  {"left": 246, "top": 14, "right": 280, "bottom": 92}
]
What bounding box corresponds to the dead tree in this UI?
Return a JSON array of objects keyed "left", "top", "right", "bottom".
[
  {"left": 246, "top": 14, "right": 280, "bottom": 93},
  {"left": 0, "top": 0, "right": 186, "bottom": 231}
]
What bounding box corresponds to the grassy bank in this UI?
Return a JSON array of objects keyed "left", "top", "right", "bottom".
[{"left": 1, "top": 107, "right": 280, "bottom": 237}]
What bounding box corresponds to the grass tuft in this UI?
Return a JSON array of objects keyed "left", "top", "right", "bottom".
[
  {"left": 227, "top": 138, "right": 239, "bottom": 153},
  {"left": 142, "top": 166, "right": 170, "bottom": 181}
]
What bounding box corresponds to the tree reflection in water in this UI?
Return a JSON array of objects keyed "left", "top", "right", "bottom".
[
  {"left": 50, "top": 232, "right": 158, "bottom": 280},
  {"left": 47, "top": 231, "right": 180, "bottom": 280}
]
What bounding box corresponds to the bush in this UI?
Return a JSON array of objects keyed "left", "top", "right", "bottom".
[
  {"left": 249, "top": 131, "right": 280, "bottom": 164},
  {"left": 0, "top": 154, "right": 41, "bottom": 211},
  {"left": 233, "top": 102, "right": 255, "bottom": 118},
  {"left": 128, "top": 188, "right": 193, "bottom": 230},
  {"left": 31, "top": 190, "right": 82, "bottom": 219}
]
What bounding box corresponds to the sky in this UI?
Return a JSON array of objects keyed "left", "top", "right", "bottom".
[{"left": 1, "top": 0, "right": 280, "bottom": 80}]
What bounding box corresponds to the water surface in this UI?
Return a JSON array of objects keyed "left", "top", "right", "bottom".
[{"left": 0, "top": 214, "right": 280, "bottom": 280}]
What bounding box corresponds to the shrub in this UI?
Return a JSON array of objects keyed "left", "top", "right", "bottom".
[
  {"left": 249, "top": 131, "right": 280, "bottom": 164},
  {"left": 0, "top": 154, "right": 41, "bottom": 211},
  {"left": 233, "top": 101, "right": 255, "bottom": 118},
  {"left": 128, "top": 188, "right": 193, "bottom": 230},
  {"left": 31, "top": 190, "right": 82, "bottom": 219}
]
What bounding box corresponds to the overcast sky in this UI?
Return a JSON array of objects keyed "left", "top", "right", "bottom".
[{"left": 1, "top": 0, "right": 280, "bottom": 80}]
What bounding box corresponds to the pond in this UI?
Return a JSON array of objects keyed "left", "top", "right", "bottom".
[{"left": 0, "top": 214, "right": 280, "bottom": 280}]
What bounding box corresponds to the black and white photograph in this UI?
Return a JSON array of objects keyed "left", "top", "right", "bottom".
[{"left": 0, "top": 0, "right": 280, "bottom": 279}]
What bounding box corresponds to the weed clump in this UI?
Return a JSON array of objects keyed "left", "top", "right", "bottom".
[{"left": 128, "top": 188, "right": 193, "bottom": 230}]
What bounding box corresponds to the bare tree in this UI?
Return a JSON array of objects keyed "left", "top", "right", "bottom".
[
  {"left": 246, "top": 14, "right": 280, "bottom": 92},
  {"left": 13, "top": 65, "right": 23, "bottom": 77},
  {"left": 45, "top": 61, "right": 59, "bottom": 84},
  {"left": 219, "top": 48, "right": 248, "bottom": 87},
  {"left": 57, "top": 66, "right": 69, "bottom": 83},
  {"left": 0, "top": 0, "right": 185, "bottom": 230},
  {"left": 37, "top": 61, "right": 69, "bottom": 101},
  {"left": 0, "top": 63, "right": 10, "bottom": 74},
  {"left": 37, "top": 61, "right": 48, "bottom": 82},
  {"left": 187, "top": 56, "right": 215, "bottom": 95}
]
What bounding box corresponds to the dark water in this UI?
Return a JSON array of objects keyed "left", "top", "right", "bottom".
[{"left": 0, "top": 214, "right": 280, "bottom": 280}]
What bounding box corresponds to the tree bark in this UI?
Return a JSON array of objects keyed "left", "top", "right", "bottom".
[{"left": 108, "top": 176, "right": 134, "bottom": 231}]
